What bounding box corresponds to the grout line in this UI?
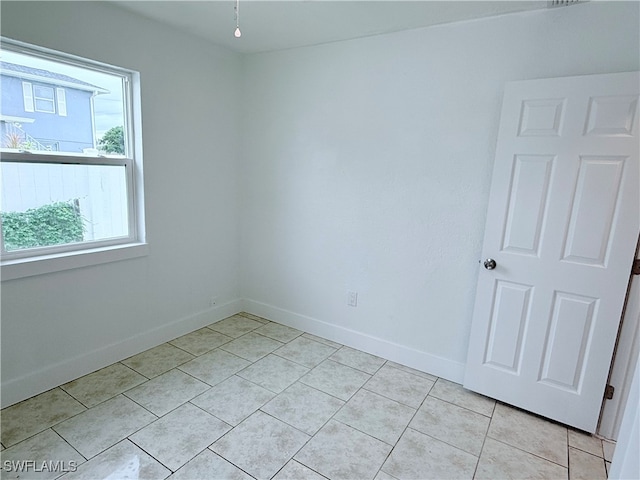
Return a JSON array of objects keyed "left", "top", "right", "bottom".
[
  {"left": 1, "top": 390, "right": 95, "bottom": 449},
  {"left": 270, "top": 350, "right": 317, "bottom": 368},
  {"left": 426, "top": 391, "right": 495, "bottom": 418},
  {"left": 568, "top": 445, "right": 612, "bottom": 463},
  {"left": 118, "top": 361, "right": 152, "bottom": 380},
  {"left": 166, "top": 340, "right": 203, "bottom": 357},
  {"left": 327, "top": 357, "right": 386, "bottom": 376},
  {"left": 488, "top": 436, "right": 570, "bottom": 470},
  {"left": 57, "top": 385, "right": 93, "bottom": 410},
  {"left": 360, "top": 384, "right": 424, "bottom": 410},
  {"left": 120, "top": 390, "right": 165, "bottom": 418},
  {"left": 301, "top": 332, "right": 344, "bottom": 349},
  {"left": 206, "top": 449, "right": 258, "bottom": 479},
  {"left": 124, "top": 402, "right": 231, "bottom": 474},
  {"left": 384, "top": 360, "right": 439, "bottom": 383},
  {"left": 50, "top": 427, "right": 88, "bottom": 463},
  {"left": 567, "top": 446, "right": 604, "bottom": 480},
  {"left": 166, "top": 445, "right": 215, "bottom": 475},
  {"left": 226, "top": 408, "right": 319, "bottom": 477},
  {"left": 271, "top": 459, "right": 329, "bottom": 479},
  {"left": 329, "top": 416, "right": 400, "bottom": 448},
  {"left": 567, "top": 442, "right": 605, "bottom": 458},
  {"left": 256, "top": 408, "right": 314, "bottom": 438},
  {"left": 58, "top": 382, "right": 94, "bottom": 408},
  {"left": 391, "top": 381, "right": 438, "bottom": 463},
  {"left": 407, "top": 425, "right": 484, "bottom": 458},
  {"left": 53, "top": 394, "right": 159, "bottom": 454},
  {"left": 251, "top": 327, "right": 303, "bottom": 344},
  {"left": 126, "top": 435, "right": 176, "bottom": 473},
  {"left": 472, "top": 420, "right": 491, "bottom": 479},
  {"left": 170, "top": 365, "right": 218, "bottom": 388},
  {"left": 371, "top": 385, "right": 430, "bottom": 479},
  {"left": 472, "top": 397, "right": 497, "bottom": 478},
  {"left": 187, "top": 401, "right": 234, "bottom": 430},
  {"left": 269, "top": 348, "right": 335, "bottom": 370},
  {"left": 278, "top": 378, "right": 350, "bottom": 404}
]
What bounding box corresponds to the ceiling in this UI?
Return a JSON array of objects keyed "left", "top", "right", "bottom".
[{"left": 112, "top": 1, "right": 551, "bottom": 54}]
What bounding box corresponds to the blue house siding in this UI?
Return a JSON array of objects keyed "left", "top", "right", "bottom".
[
  {"left": 1, "top": 75, "right": 95, "bottom": 152},
  {"left": 1, "top": 61, "right": 108, "bottom": 153}
]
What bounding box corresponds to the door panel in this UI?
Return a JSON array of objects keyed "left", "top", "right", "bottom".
[
  {"left": 584, "top": 96, "right": 638, "bottom": 136},
  {"left": 502, "top": 155, "right": 554, "bottom": 255},
  {"left": 562, "top": 156, "right": 626, "bottom": 266},
  {"left": 518, "top": 98, "right": 565, "bottom": 137},
  {"left": 484, "top": 280, "right": 532, "bottom": 373},
  {"left": 539, "top": 291, "right": 597, "bottom": 391},
  {"left": 464, "top": 72, "right": 639, "bottom": 432}
]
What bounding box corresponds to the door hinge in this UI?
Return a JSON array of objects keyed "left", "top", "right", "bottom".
[
  {"left": 632, "top": 259, "right": 640, "bottom": 276},
  {"left": 605, "top": 384, "right": 615, "bottom": 400}
]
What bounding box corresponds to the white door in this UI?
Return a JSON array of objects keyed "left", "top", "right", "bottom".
[{"left": 463, "top": 71, "right": 639, "bottom": 433}]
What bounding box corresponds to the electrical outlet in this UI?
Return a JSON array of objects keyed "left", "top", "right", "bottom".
[{"left": 347, "top": 291, "right": 358, "bottom": 307}]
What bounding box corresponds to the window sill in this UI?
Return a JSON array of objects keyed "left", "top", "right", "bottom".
[{"left": 1, "top": 242, "right": 149, "bottom": 281}]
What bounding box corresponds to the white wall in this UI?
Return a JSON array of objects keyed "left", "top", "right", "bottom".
[
  {"left": 0, "top": 1, "right": 243, "bottom": 407},
  {"left": 240, "top": 2, "right": 640, "bottom": 380}
]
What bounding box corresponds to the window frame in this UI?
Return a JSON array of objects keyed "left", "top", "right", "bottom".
[
  {"left": 32, "top": 84, "right": 56, "bottom": 113},
  {"left": 1, "top": 37, "right": 147, "bottom": 280}
]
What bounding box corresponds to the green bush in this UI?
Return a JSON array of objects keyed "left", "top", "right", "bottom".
[{"left": 2, "top": 201, "right": 85, "bottom": 251}]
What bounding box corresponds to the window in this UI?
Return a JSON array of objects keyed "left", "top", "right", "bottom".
[
  {"left": 33, "top": 84, "right": 55, "bottom": 113},
  {"left": 21, "top": 83, "right": 66, "bottom": 115},
  {"left": 1, "top": 38, "right": 146, "bottom": 279}
]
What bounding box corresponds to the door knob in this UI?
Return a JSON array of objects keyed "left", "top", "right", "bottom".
[{"left": 484, "top": 258, "right": 497, "bottom": 270}]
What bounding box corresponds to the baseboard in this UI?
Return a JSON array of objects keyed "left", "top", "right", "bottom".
[
  {"left": 2, "top": 297, "right": 467, "bottom": 408},
  {"left": 1, "top": 298, "right": 243, "bottom": 408},
  {"left": 242, "top": 299, "right": 466, "bottom": 384}
]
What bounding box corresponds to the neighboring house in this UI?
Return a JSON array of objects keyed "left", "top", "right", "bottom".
[{"left": 0, "top": 61, "right": 107, "bottom": 152}]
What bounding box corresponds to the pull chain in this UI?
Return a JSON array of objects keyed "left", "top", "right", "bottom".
[{"left": 234, "top": 0, "right": 242, "bottom": 38}]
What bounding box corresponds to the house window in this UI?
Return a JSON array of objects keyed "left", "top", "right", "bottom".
[
  {"left": 33, "top": 85, "right": 56, "bottom": 113},
  {"left": 1, "top": 38, "right": 147, "bottom": 279},
  {"left": 21, "top": 83, "right": 66, "bottom": 116}
]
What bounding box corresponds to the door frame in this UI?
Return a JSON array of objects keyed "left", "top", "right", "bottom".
[{"left": 598, "top": 237, "right": 640, "bottom": 440}]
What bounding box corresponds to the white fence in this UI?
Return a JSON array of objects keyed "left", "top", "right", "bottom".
[{"left": 1, "top": 162, "right": 128, "bottom": 242}]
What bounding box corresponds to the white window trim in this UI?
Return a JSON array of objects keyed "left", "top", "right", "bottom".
[
  {"left": 33, "top": 84, "right": 56, "bottom": 113},
  {"left": 1, "top": 242, "right": 149, "bottom": 281},
  {"left": 1, "top": 37, "right": 147, "bottom": 281}
]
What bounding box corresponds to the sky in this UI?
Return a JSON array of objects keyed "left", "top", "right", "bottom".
[{"left": 0, "top": 49, "right": 125, "bottom": 141}]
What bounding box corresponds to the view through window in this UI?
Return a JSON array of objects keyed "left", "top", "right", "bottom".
[{"left": 0, "top": 41, "right": 140, "bottom": 259}]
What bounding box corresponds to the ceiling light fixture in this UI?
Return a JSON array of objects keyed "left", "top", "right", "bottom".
[{"left": 234, "top": 0, "right": 242, "bottom": 38}]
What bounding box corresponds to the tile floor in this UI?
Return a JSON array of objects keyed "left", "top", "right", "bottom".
[{"left": 0, "top": 313, "right": 614, "bottom": 480}]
